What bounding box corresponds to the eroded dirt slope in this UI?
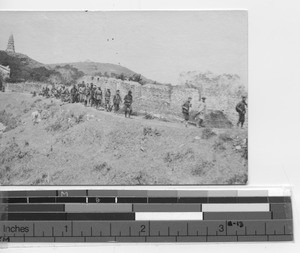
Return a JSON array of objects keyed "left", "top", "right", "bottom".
[{"left": 0, "top": 92, "right": 247, "bottom": 185}]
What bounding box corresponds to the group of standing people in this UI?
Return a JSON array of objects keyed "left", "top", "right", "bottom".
[
  {"left": 40, "top": 82, "right": 134, "bottom": 118},
  {"left": 182, "top": 95, "right": 247, "bottom": 128}
]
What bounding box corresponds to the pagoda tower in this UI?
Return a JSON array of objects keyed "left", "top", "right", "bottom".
[{"left": 6, "top": 34, "right": 15, "bottom": 53}]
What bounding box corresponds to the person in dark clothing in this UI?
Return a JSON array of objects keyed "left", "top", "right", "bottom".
[
  {"left": 90, "top": 83, "right": 95, "bottom": 107},
  {"left": 70, "top": 85, "right": 77, "bottom": 103},
  {"left": 105, "top": 89, "right": 111, "bottom": 111},
  {"left": 85, "top": 84, "right": 90, "bottom": 106},
  {"left": 95, "top": 87, "right": 103, "bottom": 109},
  {"left": 113, "top": 90, "right": 122, "bottom": 113},
  {"left": 182, "top": 97, "right": 192, "bottom": 127},
  {"left": 124, "top": 90, "right": 133, "bottom": 118},
  {"left": 236, "top": 96, "right": 248, "bottom": 128}
]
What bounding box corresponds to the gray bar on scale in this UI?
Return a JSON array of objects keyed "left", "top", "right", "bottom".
[
  {"left": 270, "top": 203, "right": 293, "bottom": 219},
  {"left": 117, "top": 190, "right": 148, "bottom": 197},
  {"left": 203, "top": 212, "right": 271, "bottom": 220},
  {"left": 176, "top": 236, "right": 206, "bottom": 242},
  {"left": 88, "top": 190, "right": 118, "bottom": 197},
  {"left": 25, "top": 237, "right": 55, "bottom": 242},
  {"left": 54, "top": 237, "right": 85, "bottom": 242},
  {"left": 147, "top": 191, "right": 177, "bottom": 198},
  {"left": 268, "top": 235, "right": 293, "bottom": 241},
  {"left": 65, "top": 203, "right": 132, "bottom": 213},
  {"left": 146, "top": 236, "right": 176, "bottom": 242},
  {"left": 177, "top": 191, "right": 208, "bottom": 197},
  {"left": 238, "top": 235, "right": 268, "bottom": 241},
  {"left": 115, "top": 236, "right": 146, "bottom": 242},
  {"left": 133, "top": 204, "right": 200, "bottom": 212},
  {"left": 207, "top": 236, "right": 237, "bottom": 242},
  {"left": 207, "top": 190, "right": 238, "bottom": 197},
  {"left": 85, "top": 237, "right": 116, "bottom": 242},
  {"left": 7, "top": 237, "right": 25, "bottom": 242}
]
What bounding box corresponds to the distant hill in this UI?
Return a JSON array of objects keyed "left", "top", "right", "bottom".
[
  {"left": 49, "top": 61, "right": 136, "bottom": 77},
  {"left": 0, "top": 50, "right": 158, "bottom": 85},
  {"left": 48, "top": 61, "right": 158, "bottom": 84}
]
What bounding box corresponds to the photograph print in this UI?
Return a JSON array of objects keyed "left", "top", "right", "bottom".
[{"left": 0, "top": 11, "right": 248, "bottom": 185}]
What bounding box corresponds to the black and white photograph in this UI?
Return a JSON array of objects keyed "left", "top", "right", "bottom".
[{"left": 0, "top": 11, "right": 248, "bottom": 185}]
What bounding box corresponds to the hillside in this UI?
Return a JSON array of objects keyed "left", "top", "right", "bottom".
[
  {"left": 49, "top": 61, "right": 136, "bottom": 76},
  {"left": 0, "top": 50, "right": 155, "bottom": 84},
  {"left": 0, "top": 92, "right": 247, "bottom": 185},
  {"left": 48, "top": 61, "right": 156, "bottom": 84},
  {"left": 1, "top": 51, "right": 46, "bottom": 69},
  {"left": 0, "top": 50, "right": 52, "bottom": 82}
]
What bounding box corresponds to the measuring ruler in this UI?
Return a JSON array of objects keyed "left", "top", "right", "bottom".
[{"left": 0, "top": 188, "right": 293, "bottom": 242}]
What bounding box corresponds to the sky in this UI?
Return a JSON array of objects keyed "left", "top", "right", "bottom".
[{"left": 0, "top": 11, "right": 247, "bottom": 84}]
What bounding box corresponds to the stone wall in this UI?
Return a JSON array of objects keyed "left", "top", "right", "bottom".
[
  {"left": 0, "top": 64, "right": 10, "bottom": 80},
  {"left": 170, "top": 86, "right": 200, "bottom": 114},
  {"left": 77, "top": 76, "right": 141, "bottom": 104},
  {"left": 6, "top": 73, "right": 246, "bottom": 126},
  {"left": 177, "top": 71, "right": 248, "bottom": 125},
  {"left": 78, "top": 76, "right": 201, "bottom": 115},
  {"left": 5, "top": 81, "right": 44, "bottom": 93}
]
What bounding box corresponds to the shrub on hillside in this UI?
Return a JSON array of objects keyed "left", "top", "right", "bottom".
[
  {"left": 201, "top": 128, "right": 216, "bottom": 139},
  {"left": 0, "top": 110, "right": 21, "bottom": 132}
]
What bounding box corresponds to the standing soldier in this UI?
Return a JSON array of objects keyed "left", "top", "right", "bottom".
[
  {"left": 79, "top": 84, "right": 84, "bottom": 103},
  {"left": 85, "top": 83, "right": 91, "bottom": 106},
  {"left": 45, "top": 86, "right": 50, "bottom": 98},
  {"left": 105, "top": 89, "right": 111, "bottom": 111},
  {"left": 182, "top": 97, "right": 192, "bottom": 127},
  {"left": 195, "top": 97, "right": 207, "bottom": 128},
  {"left": 92, "top": 85, "right": 97, "bottom": 107},
  {"left": 65, "top": 87, "right": 70, "bottom": 102},
  {"left": 81, "top": 84, "right": 86, "bottom": 105},
  {"left": 124, "top": 90, "right": 133, "bottom": 118},
  {"left": 95, "top": 87, "right": 103, "bottom": 109},
  {"left": 41, "top": 86, "right": 46, "bottom": 96},
  {"left": 70, "top": 84, "right": 77, "bottom": 103},
  {"left": 236, "top": 96, "right": 248, "bottom": 128},
  {"left": 61, "top": 85, "right": 67, "bottom": 102},
  {"left": 113, "top": 90, "right": 122, "bottom": 113},
  {"left": 89, "top": 83, "right": 95, "bottom": 107},
  {"left": 50, "top": 85, "right": 56, "bottom": 98}
]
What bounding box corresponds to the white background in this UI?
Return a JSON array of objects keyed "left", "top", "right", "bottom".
[{"left": 0, "top": 0, "right": 300, "bottom": 252}]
